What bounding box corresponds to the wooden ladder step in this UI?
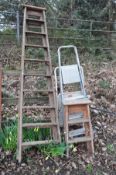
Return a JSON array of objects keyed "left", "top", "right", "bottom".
[
  {"left": 22, "top": 140, "right": 52, "bottom": 147},
  {"left": 23, "top": 89, "right": 53, "bottom": 93},
  {"left": 69, "top": 128, "right": 85, "bottom": 138},
  {"left": 26, "top": 18, "right": 44, "bottom": 24},
  {"left": 68, "top": 136, "right": 92, "bottom": 144},
  {"left": 24, "top": 59, "right": 49, "bottom": 64},
  {"left": 22, "top": 122, "right": 57, "bottom": 128},
  {"left": 26, "top": 31, "right": 46, "bottom": 36},
  {"left": 68, "top": 118, "right": 90, "bottom": 125},
  {"left": 25, "top": 44, "right": 47, "bottom": 48},
  {"left": 23, "top": 73, "right": 51, "bottom": 77},
  {"left": 23, "top": 105, "right": 55, "bottom": 109},
  {"left": 25, "top": 5, "right": 46, "bottom": 11}
]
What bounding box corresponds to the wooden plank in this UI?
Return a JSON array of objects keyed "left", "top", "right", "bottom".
[
  {"left": 17, "top": 6, "right": 27, "bottom": 163},
  {"left": 26, "top": 31, "right": 46, "bottom": 36},
  {"left": 23, "top": 105, "right": 55, "bottom": 109},
  {"left": 64, "top": 106, "right": 69, "bottom": 157},
  {"left": 24, "top": 58, "right": 48, "bottom": 62},
  {"left": 26, "top": 18, "right": 44, "bottom": 24},
  {"left": 23, "top": 89, "right": 53, "bottom": 93},
  {"left": 0, "top": 64, "right": 2, "bottom": 128},
  {"left": 69, "top": 128, "right": 85, "bottom": 138},
  {"left": 63, "top": 98, "right": 91, "bottom": 105},
  {"left": 25, "top": 44, "right": 47, "bottom": 48},
  {"left": 27, "top": 10, "right": 42, "bottom": 17},
  {"left": 24, "top": 5, "right": 46, "bottom": 11},
  {"left": 23, "top": 73, "right": 51, "bottom": 77},
  {"left": 22, "top": 140, "right": 53, "bottom": 147},
  {"left": 68, "top": 136, "right": 92, "bottom": 144},
  {"left": 68, "top": 118, "right": 90, "bottom": 125},
  {"left": 22, "top": 122, "right": 57, "bottom": 128}
]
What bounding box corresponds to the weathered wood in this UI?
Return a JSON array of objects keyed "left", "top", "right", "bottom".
[
  {"left": 64, "top": 102, "right": 94, "bottom": 157},
  {"left": 0, "top": 64, "right": 2, "bottom": 128},
  {"left": 17, "top": 5, "right": 61, "bottom": 162},
  {"left": 24, "top": 5, "right": 46, "bottom": 11},
  {"left": 22, "top": 122, "right": 57, "bottom": 128}
]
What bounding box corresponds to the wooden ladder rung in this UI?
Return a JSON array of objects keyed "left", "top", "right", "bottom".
[
  {"left": 25, "top": 44, "right": 47, "bottom": 48},
  {"left": 22, "top": 140, "right": 52, "bottom": 147},
  {"left": 26, "top": 18, "right": 44, "bottom": 24},
  {"left": 68, "top": 118, "right": 90, "bottom": 125},
  {"left": 23, "top": 105, "right": 55, "bottom": 109},
  {"left": 23, "top": 89, "right": 53, "bottom": 93},
  {"left": 22, "top": 122, "right": 57, "bottom": 128},
  {"left": 26, "top": 31, "right": 46, "bottom": 36},
  {"left": 23, "top": 73, "right": 51, "bottom": 77},
  {"left": 25, "top": 5, "right": 46, "bottom": 11},
  {"left": 24, "top": 59, "right": 49, "bottom": 63},
  {"left": 68, "top": 136, "right": 92, "bottom": 144}
]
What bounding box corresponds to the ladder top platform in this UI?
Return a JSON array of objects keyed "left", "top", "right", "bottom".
[
  {"left": 62, "top": 92, "right": 91, "bottom": 105},
  {"left": 23, "top": 4, "right": 46, "bottom": 11}
]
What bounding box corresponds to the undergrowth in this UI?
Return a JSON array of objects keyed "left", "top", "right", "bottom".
[{"left": 0, "top": 119, "right": 67, "bottom": 157}]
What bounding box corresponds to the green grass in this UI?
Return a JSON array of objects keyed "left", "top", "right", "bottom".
[
  {"left": 99, "top": 80, "right": 110, "bottom": 89},
  {"left": 0, "top": 119, "right": 66, "bottom": 157}
]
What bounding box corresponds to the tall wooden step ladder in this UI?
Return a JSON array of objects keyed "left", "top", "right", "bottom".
[{"left": 17, "top": 5, "right": 61, "bottom": 162}]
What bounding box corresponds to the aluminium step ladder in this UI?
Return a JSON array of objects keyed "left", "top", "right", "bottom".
[
  {"left": 55, "top": 45, "right": 94, "bottom": 156},
  {"left": 17, "top": 5, "right": 61, "bottom": 162}
]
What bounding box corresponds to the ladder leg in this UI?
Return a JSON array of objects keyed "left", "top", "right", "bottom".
[
  {"left": 86, "top": 105, "right": 94, "bottom": 154},
  {"left": 64, "top": 106, "right": 69, "bottom": 157},
  {"left": 17, "top": 73, "right": 24, "bottom": 162}
]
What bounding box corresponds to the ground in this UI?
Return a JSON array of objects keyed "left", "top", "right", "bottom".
[{"left": 0, "top": 57, "right": 116, "bottom": 175}]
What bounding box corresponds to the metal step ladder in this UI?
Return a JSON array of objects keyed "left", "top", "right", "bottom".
[
  {"left": 17, "top": 5, "right": 61, "bottom": 162},
  {"left": 54, "top": 45, "right": 94, "bottom": 156}
]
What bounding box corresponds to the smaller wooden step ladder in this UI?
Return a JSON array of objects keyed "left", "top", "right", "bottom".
[
  {"left": 17, "top": 5, "right": 61, "bottom": 162},
  {"left": 64, "top": 98, "right": 94, "bottom": 156}
]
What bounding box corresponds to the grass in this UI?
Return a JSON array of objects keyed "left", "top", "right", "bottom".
[
  {"left": 99, "top": 80, "right": 110, "bottom": 89},
  {"left": 0, "top": 119, "right": 67, "bottom": 157}
]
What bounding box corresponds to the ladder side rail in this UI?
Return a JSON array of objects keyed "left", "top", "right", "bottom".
[
  {"left": 58, "top": 45, "right": 86, "bottom": 97},
  {"left": 74, "top": 46, "right": 86, "bottom": 96},
  {"left": 43, "top": 11, "right": 61, "bottom": 142},
  {"left": 17, "top": 6, "right": 27, "bottom": 162}
]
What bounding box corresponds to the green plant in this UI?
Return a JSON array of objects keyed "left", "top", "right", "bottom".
[
  {"left": 86, "top": 163, "right": 93, "bottom": 174},
  {"left": 0, "top": 119, "right": 51, "bottom": 151},
  {"left": 99, "top": 80, "right": 110, "bottom": 89},
  {"left": 41, "top": 143, "right": 66, "bottom": 157},
  {"left": 107, "top": 144, "right": 115, "bottom": 153},
  {"left": 0, "top": 121, "right": 17, "bottom": 151}
]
